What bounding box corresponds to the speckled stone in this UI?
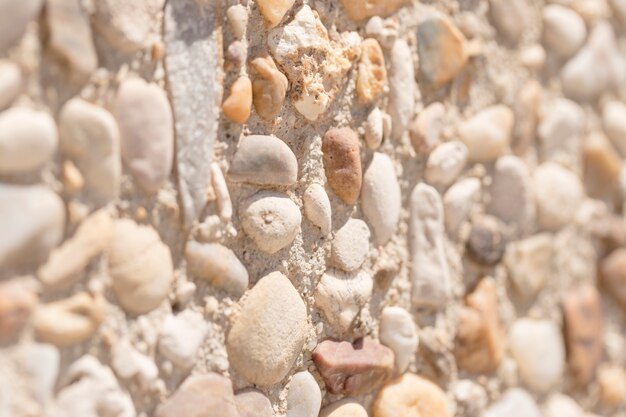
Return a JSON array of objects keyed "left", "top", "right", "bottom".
[{"left": 323, "top": 128, "right": 362, "bottom": 205}]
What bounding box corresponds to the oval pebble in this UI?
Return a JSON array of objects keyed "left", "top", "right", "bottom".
[
  {"left": 379, "top": 306, "right": 418, "bottom": 373},
  {"left": 323, "top": 128, "right": 362, "bottom": 205},
  {"left": 372, "top": 373, "right": 451, "bottom": 417},
  {"left": 484, "top": 389, "right": 542, "bottom": 417},
  {"left": 533, "top": 162, "right": 584, "bottom": 231},
  {"left": 364, "top": 107, "right": 384, "bottom": 150},
  {"left": 410, "top": 102, "right": 445, "bottom": 156},
  {"left": 331, "top": 219, "right": 371, "bottom": 272},
  {"left": 459, "top": 105, "right": 514, "bottom": 163},
  {"left": 320, "top": 400, "right": 368, "bottom": 417},
  {"left": 229, "top": 135, "right": 298, "bottom": 186},
  {"left": 388, "top": 39, "right": 415, "bottom": 140},
  {"left": 286, "top": 371, "right": 322, "bottom": 417},
  {"left": 425, "top": 141, "right": 468, "bottom": 187},
  {"left": 0, "top": 60, "right": 21, "bottom": 110},
  {"left": 235, "top": 390, "right": 273, "bottom": 417},
  {"left": 303, "top": 183, "right": 332, "bottom": 235},
  {"left": 185, "top": 241, "right": 248, "bottom": 296},
  {"left": 362, "top": 153, "right": 401, "bottom": 245},
  {"left": 542, "top": 5, "right": 586, "bottom": 59},
  {"left": 443, "top": 177, "right": 481, "bottom": 237}
]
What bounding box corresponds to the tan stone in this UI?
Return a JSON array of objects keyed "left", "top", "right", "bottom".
[
  {"left": 598, "top": 365, "right": 626, "bottom": 407},
  {"left": 583, "top": 133, "right": 622, "bottom": 197},
  {"left": 320, "top": 400, "right": 368, "bottom": 417},
  {"left": 257, "top": 0, "right": 295, "bottom": 27},
  {"left": 357, "top": 39, "right": 387, "bottom": 104},
  {"left": 250, "top": 56, "right": 288, "bottom": 120},
  {"left": 340, "top": 0, "right": 408, "bottom": 21},
  {"left": 600, "top": 248, "right": 626, "bottom": 309},
  {"left": 372, "top": 373, "right": 451, "bottom": 417},
  {"left": 0, "top": 279, "right": 37, "bottom": 343},
  {"left": 410, "top": 102, "right": 445, "bottom": 156},
  {"left": 222, "top": 76, "right": 252, "bottom": 124},
  {"left": 323, "top": 128, "right": 362, "bottom": 205}
]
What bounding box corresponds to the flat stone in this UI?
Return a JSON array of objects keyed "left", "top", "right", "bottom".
[
  {"left": 320, "top": 400, "right": 368, "bottom": 417},
  {"left": 312, "top": 337, "right": 394, "bottom": 396},
  {"left": 114, "top": 78, "right": 174, "bottom": 193},
  {"left": 0, "top": 0, "right": 43, "bottom": 52},
  {"left": 537, "top": 98, "right": 585, "bottom": 167},
  {"left": 323, "top": 128, "right": 362, "bottom": 204},
  {"left": 227, "top": 271, "right": 307, "bottom": 386},
  {"left": 379, "top": 306, "right": 418, "bottom": 373},
  {"left": 484, "top": 389, "right": 542, "bottom": 417},
  {"left": 340, "top": 0, "right": 408, "bottom": 21},
  {"left": 235, "top": 390, "right": 273, "bottom": 417},
  {"left": 0, "top": 60, "right": 21, "bottom": 110},
  {"left": 504, "top": 233, "right": 553, "bottom": 299},
  {"left": 542, "top": 5, "right": 586, "bottom": 59},
  {"left": 362, "top": 153, "right": 401, "bottom": 245},
  {"left": 185, "top": 241, "right": 248, "bottom": 296},
  {"left": 533, "top": 162, "right": 584, "bottom": 231},
  {"left": 303, "top": 184, "right": 332, "bottom": 235},
  {"left": 357, "top": 38, "right": 387, "bottom": 104},
  {"left": 240, "top": 191, "right": 302, "bottom": 254},
  {"left": 229, "top": 135, "right": 298, "bottom": 186},
  {"left": 600, "top": 248, "right": 626, "bottom": 309},
  {"left": 603, "top": 100, "right": 626, "bottom": 157},
  {"left": 466, "top": 216, "right": 507, "bottom": 266},
  {"left": 315, "top": 270, "right": 373, "bottom": 332},
  {"left": 159, "top": 309, "right": 208, "bottom": 369},
  {"left": 372, "top": 373, "right": 451, "bottom": 417},
  {"left": 94, "top": 0, "right": 161, "bottom": 52},
  {"left": 417, "top": 15, "right": 468, "bottom": 88},
  {"left": 489, "top": 0, "right": 529, "bottom": 45},
  {"left": 250, "top": 56, "right": 288, "bottom": 120},
  {"left": 443, "top": 177, "right": 481, "bottom": 237},
  {"left": 459, "top": 105, "right": 514, "bottom": 163},
  {"left": 0, "top": 107, "right": 58, "bottom": 174},
  {"left": 410, "top": 102, "right": 445, "bottom": 155},
  {"left": 388, "top": 39, "right": 415, "bottom": 140},
  {"left": 0, "top": 279, "right": 37, "bottom": 343},
  {"left": 286, "top": 371, "right": 321, "bottom": 417},
  {"left": 410, "top": 183, "right": 450, "bottom": 309},
  {"left": 425, "top": 141, "right": 468, "bottom": 187},
  {"left": 331, "top": 219, "right": 371, "bottom": 272},
  {"left": 155, "top": 374, "right": 239, "bottom": 417}
]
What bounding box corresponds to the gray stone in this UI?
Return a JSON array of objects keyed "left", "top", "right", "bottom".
[
  {"left": 185, "top": 241, "right": 248, "bottom": 296},
  {"left": 229, "top": 135, "right": 298, "bottom": 186},
  {"left": 0, "top": 0, "right": 43, "bottom": 52}
]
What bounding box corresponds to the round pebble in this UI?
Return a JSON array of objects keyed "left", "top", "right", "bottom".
[
  {"left": 331, "top": 218, "right": 371, "bottom": 272},
  {"left": 362, "top": 153, "right": 401, "bottom": 245},
  {"left": 533, "top": 162, "right": 584, "bottom": 231},
  {"left": 228, "top": 135, "right": 298, "bottom": 186},
  {"left": 286, "top": 371, "right": 322, "bottom": 417},
  {"left": 459, "top": 105, "right": 514, "bottom": 162}
]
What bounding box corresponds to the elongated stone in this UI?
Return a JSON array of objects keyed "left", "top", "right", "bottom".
[
  {"left": 229, "top": 135, "right": 298, "bottom": 186},
  {"left": 323, "top": 128, "right": 362, "bottom": 204},
  {"left": 600, "top": 248, "right": 626, "bottom": 309},
  {"left": 379, "top": 306, "right": 418, "bottom": 373},
  {"left": 303, "top": 184, "right": 331, "bottom": 235},
  {"left": 250, "top": 56, "right": 288, "bottom": 120},
  {"left": 185, "top": 241, "right": 248, "bottom": 296},
  {"left": 331, "top": 219, "right": 370, "bottom": 272},
  {"left": 0, "top": 0, "right": 43, "bottom": 52},
  {"left": 388, "top": 39, "right": 415, "bottom": 140},
  {"left": 357, "top": 38, "right": 387, "bottom": 104},
  {"left": 362, "top": 153, "right": 401, "bottom": 245},
  {"left": 425, "top": 141, "right": 468, "bottom": 187}
]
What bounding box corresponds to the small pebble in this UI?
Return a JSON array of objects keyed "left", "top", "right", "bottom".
[
  {"left": 286, "top": 371, "right": 322, "bottom": 417},
  {"left": 410, "top": 102, "right": 445, "bottom": 156},
  {"left": 0, "top": 279, "right": 37, "bottom": 343},
  {"left": 250, "top": 56, "right": 289, "bottom": 120},
  {"left": 323, "top": 127, "right": 362, "bottom": 205},
  {"left": 583, "top": 132, "right": 622, "bottom": 196},
  {"left": 387, "top": 39, "right": 415, "bottom": 139},
  {"left": 519, "top": 44, "right": 546, "bottom": 71},
  {"left": 425, "top": 141, "right": 468, "bottom": 187},
  {"left": 228, "top": 135, "right": 298, "bottom": 186},
  {"left": 211, "top": 163, "right": 233, "bottom": 221},
  {"left": 544, "top": 394, "right": 584, "bottom": 417},
  {"left": 459, "top": 105, "right": 514, "bottom": 163},
  {"left": 320, "top": 400, "right": 368, "bottom": 417},
  {"left": 484, "top": 389, "right": 542, "bottom": 417},
  {"left": 599, "top": 248, "right": 626, "bottom": 309},
  {"left": 159, "top": 309, "right": 208, "bottom": 369},
  {"left": 111, "top": 338, "right": 158, "bottom": 384},
  {"left": 379, "top": 306, "right": 418, "bottom": 373},
  {"left": 533, "top": 162, "right": 584, "bottom": 231},
  {"left": 603, "top": 100, "right": 626, "bottom": 156},
  {"left": 235, "top": 390, "right": 273, "bottom": 417},
  {"left": 185, "top": 241, "right": 248, "bottom": 296},
  {"left": 364, "top": 107, "right": 384, "bottom": 150},
  {"left": 488, "top": 0, "right": 529, "bottom": 45},
  {"left": 356, "top": 38, "right": 387, "bottom": 104},
  {"left": 222, "top": 76, "right": 252, "bottom": 124},
  {"left": 0, "top": 0, "right": 43, "bottom": 52},
  {"left": 504, "top": 233, "right": 553, "bottom": 299},
  {"left": 227, "top": 41, "right": 247, "bottom": 67},
  {"left": 362, "top": 153, "right": 401, "bottom": 245},
  {"left": 598, "top": 365, "right": 626, "bottom": 407},
  {"left": 227, "top": 4, "right": 248, "bottom": 39},
  {"left": 443, "top": 177, "right": 481, "bottom": 237},
  {"left": 537, "top": 98, "right": 585, "bottom": 166},
  {"left": 331, "top": 219, "right": 371, "bottom": 272},
  {"left": 340, "top": 0, "right": 407, "bottom": 21},
  {"left": 315, "top": 270, "right": 373, "bottom": 332},
  {"left": 372, "top": 373, "right": 451, "bottom": 417},
  {"left": 542, "top": 5, "right": 586, "bottom": 59},
  {"left": 466, "top": 216, "right": 507, "bottom": 266},
  {"left": 303, "top": 183, "right": 332, "bottom": 235},
  {"left": 0, "top": 60, "right": 21, "bottom": 110},
  {"left": 257, "top": 0, "right": 295, "bottom": 27}
]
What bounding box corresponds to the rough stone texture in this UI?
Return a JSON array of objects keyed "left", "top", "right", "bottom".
[
  {"left": 356, "top": 38, "right": 387, "bottom": 104},
  {"left": 323, "top": 128, "right": 362, "bottom": 204},
  {"left": 331, "top": 219, "right": 371, "bottom": 272},
  {"left": 372, "top": 373, "right": 451, "bottom": 417},
  {"left": 185, "top": 241, "right": 248, "bottom": 296},
  {"left": 229, "top": 135, "right": 298, "bottom": 186},
  {"left": 286, "top": 371, "right": 322, "bottom": 417},
  {"left": 379, "top": 306, "right": 418, "bottom": 373},
  {"left": 235, "top": 390, "right": 274, "bottom": 417},
  {"left": 94, "top": 0, "right": 161, "bottom": 52}
]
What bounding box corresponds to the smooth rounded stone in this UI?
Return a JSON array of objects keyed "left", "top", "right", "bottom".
[
  {"left": 159, "top": 309, "right": 208, "bottom": 369},
  {"left": 222, "top": 76, "right": 252, "bottom": 124},
  {"left": 235, "top": 390, "right": 273, "bottom": 417},
  {"left": 286, "top": 371, "right": 321, "bottom": 417},
  {"left": 520, "top": 44, "right": 547, "bottom": 71},
  {"left": 155, "top": 373, "right": 240, "bottom": 417},
  {"left": 488, "top": 0, "right": 529, "bottom": 45},
  {"left": 340, "top": 0, "right": 407, "bottom": 21},
  {"left": 542, "top": 5, "right": 586, "bottom": 59},
  {"left": 600, "top": 248, "right": 626, "bottom": 309},
  {"left": 227, "top": 5, "right": 248, "bottom": 39},
  {"left": 303, "top": 183, "right": 332, "bottom": 235},
  {"left": 331, "top": 219, "right": 371, "bottom": 272},
  {"left": 0, "top": 184, "right": 65, "bottom": 268},
  {"left": 364, "top": 107, "right": 384, "bottom": 150},
  {"left": 323, "top": 128, "right": 362, "bottom": 204},
  {"left": 185, "top": 241, "right": 248, "bottom": 296},
  {"left": 505, "top": 233, "right": 553, "bottom": 300},
  {"left": 372, "top": 373, "right": 451, "bottom": 417},
  {"left": 33, "top": 292, "right": 105, "bottom": 347},
  {"left": 583, "top": 133, "right": 622, "bottom": 196},
  {"left": 357, "top": 38, "right": 387, "bottom": 104},
  {"left": 388, "top": 39, "right": 415, "bottom": 140},
  {"left": 410, "top": 102, "right": 445, "bottom": 156},
  {"left": 466, "top": 216, "right": 507, "bottom": 266},
  {"left": 226, "top": 271, "right": 307, "bottom": 386},
  {"left": 0, "top": 60, "right": 21, "bottom": 110},
  {"left": 425, "top": 141, "right": 468, "bottom": 187},
  {"left": 561, "top": 22, "right": 625, "bottom": 101},
  {"left": 229, "top": 135, "right": 298, "bottom": 186},
  {"left": 114, "top": 78, "right": 174, "bottom": 193},
  {"left": 0, "top": 107, "right": 58, "bottom": 174},
  {"left": 603, "top": 100, "right": 626, "bottom": 156},
  {"left": 315, "top": 270, "right": 373, "bottom": 332},
  {"left": 0, "top": 279, "right": 37, "bottom": 342},
  {"left": 513, "top": 80, "right": 543, "bottom": 155},
  {"left": 379, "top": 306, "right": 418, "bottom": 373},
  {"left": 313, "top": 337, "right": 394, "bottom": 396},
  {"left": 0, "top": 0, "right": 43, "bottom": 52},
  {"left": 455, "top": 278, "right": 505, "bottom": 374},
  {"left": 444, "top": 177, "right": 481, "bottom": 237},
  {"left": 257, "top": 0, "right": 295, "bottom": 27},
  {"left": 487, "top": 156, "right": 534, "bottom": 233},
  {"left": 59, "top": 98, "right": 121, "bottom": 206},
  {"left": 416, "top": 15, "right": 468, "bottom": 89},
  {"left": 537, "top": 98, "right": 585, "bottom": 165},
  {"left": 598, "top": 365, "right": 626, "bottom": 407},
  {"left": 240, "top": 191, "right": 301, "bottom": 254},
  {"left": 544, "top": 394, "right": 584, "bottom": 417},
  {"left": 94, "top": 0, "right": 161, "bottom": 52},
  {"left": 533, "top": 162, "right": 584, "bottom": 231},
  {"left": 320, "top": 400, "right": 368, "bottom": 417},
  {"left": 509, "top": 318, "right": 565, "bottom": 393},
  {"left": 362, "top": 153, "right": 401, "bottom": 245},
  {"left": 484, "top": 389, "right": 542, "bottom": 417},
  {"left": 16, "top": 343, "right": 60, "bottom": 406},
  {"left": 107, "top": 219, "right": 173, "bottom": 315},
  {"left": 250, "top": 56, "right": 289, "bottom": 120},
  {"left": 459, "top": 105, "right": 514, "bottom": 163}
]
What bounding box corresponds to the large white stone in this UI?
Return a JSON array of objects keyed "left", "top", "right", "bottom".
[
  {"left": 542, "top": 5, "right": 586, "bottom": 58},
  {"left": 379, "top": 306, "right": 418, "bottom": 373}
]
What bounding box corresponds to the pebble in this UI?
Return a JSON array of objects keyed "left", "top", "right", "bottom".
[
  {"left": 250, "top": 56, "right": 289, "bottom": 120},
  {"left": 286, "top": 371, "right": 322, "bottom": 417},
  {"left": 240, "top": 191, "right": 301, "bottom": 254},
  {"left": 459, "top": 105, "right": 514, "bottom": 163},
  {"left": 537, "top": 98, "right": 585, "bottom": 166},
  {"left": 410, "top": 183, "right": 450, "bottom": 308},
  {"left": 542, "top": 5, "right": 586, "bottom": 59},
  {"left": 211, "top": 163, "right": 233, "bottom": 221},
  {"left": 107, "top": 219, "right": 173, "bottom": 315},
  {"left": 444, "top": 177, "right": 481, "bottom": 237},
  {"left": 533, "top": 162, "right": 584, "bottom": 231},
  {"left": 484, "top": 389, "right": 542, "bottom": 417},
  {"left": 38, "top": 210, "right": 111, "bottom": 289},
  {"left": 598, "top": 365, "right": 626, "bottom": 407},
  {"left": 362, "top": 153, "right": 401, "bottom": 245},
  {"left": 312, "top": 337, "right": 394, "bottom": 395},
  {"left": 111, "top": 338, "right": 158, "bottom": 384},
  {"left": 0, "top": 279, "right": 37, "bottom": 342},
  {"left": 0, "top": 0, "right": 43, "bottom": 52},
  {"left": 357, "top": 38, "right": 387, "bottom": 104},
  {"left": 185, "top": 241, "right": 248, "bottom": 296},
  {"left": 0, "top": 184, "right": 65, "bottom": 268},
  {"left": 504, "top": 233, "right": 553, "bottom": 299},
  {"left": 222, "top": 76, "right": 252, "bottom": 124},
  {"left": 452, "top": 379, "right": 488, "bottom": 417},
  {"left": 227, "top": 5, "right": 248, "bottom": 39},
  {"left": 599, "top": 248, "right": 626, "bottom": 309},
  {"left": 388, "top": 39, "right": 415, "bottom": 140},
  {"left": 379, "top": 306, "right": 418, "bottom": 373},
  {"left": 229, "top": 135, "right": 298, "bottom": 186},
  {"left": 0, "top": 107, "right": 58, "bottom": 174},
  {"left": 235, "top": 390, "right": 274, "bottom": 417},
  {"left": 47, "top": 0, "right": 97, "bottom": 80},
  {"left": 315, "top": 270, "right": 373, "bottom": 332},
  {"left": 331, "top": 219, "right": 371, "bottom": 271},
  {"left": 257, "top": 0, "right": 295, "bottom": 27},
  {"left": 0, "top": 60, "right": 21, "bottom": 110},
  {"left": 466, "top": 216, "right": 507, "bottom": 266},
  {"left": 410, "top": 102, "right": 445, "bottom": 156},
  {"left": 114, "top": 78, "right": 174, "bottom": 193},
  {"left": 320, "top": 400, "right": 368, "bottom": 417},
  {"left": 544, "top": 394, "right": 584, "bottom": 417},
  {"left": 372, "top": 373, "right": 451, "bottom": 417},
  {"left": 455, "top": 278, "right": 505, "bottom": 374},
  {"left": 425, "top": 141, "right": 468, "bottom": 187},
  {"left": 159, "top": 309, "right": 208, "bottom": 369},
  {"left": 513, "top": 81, "right": 543, "bottom": 155},
  {"left": 519, "top": 44, "right": 546, "bottom": 71},
  {"left": 364, "top": 107, "right": 384, "bottom": 149},
  {"left": 17, "top": 343, "right": 60, "bottom": 405},
  {"left": 226, "top": 271, "right": 307, "bottom": 386},
  {"left": 323, "top": 128, "right": 362, "bottom": 204},
  {"left": 509, "top": 318, "right": 565, "bottom": 393},
  {"left": 487, "top": 156, "right": 534, "bottom": 234},
  {"left": 33, "top": 292, "right": 105, "bottom": 347},
  {"left": 583, "top": 132, "right": 622, "bottom": 196},
  {"left": 603, "top": 100, "right": 626, "bottom": 156},
  {"left": 340, "top": 0, "right": 407, "bottom": 21},
  {"left": 94, "top": 0, "right": 160, "bottom": 52},
  {"left": 155, "top": 373, "right": 240, "bottom": 417},
  {"left": 488, "top": 0, "right": 529, "bottom": 45},
  {"left": 303, "top": 184, "right": 332, "bottom": 235},
  {"left": 416, "top": 15, "right": 468, "bottom": 88}
]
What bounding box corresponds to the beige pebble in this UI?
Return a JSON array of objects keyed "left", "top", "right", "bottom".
[
  {"left": 357, "top": 38, "right": 387, "bottom": 104},
  {"left": 519, "top": 45, "right": 546, "bottom": 71},
  {"left": 0, "top": 0, "right": 43, "bottom": 52},
  {"left": 185, "top": 241, "right": 248, "bottom": 296},
  {"left": 340, "top": 0, "right": 408, "bottom": 21},
  {"left": 537, "top": 98, "right": 584, "bottom": 166},
  {"left": 250, "top": 56, "right": 288, "bottom": 120},
  {"left": 211, "top": 163, "right": 232, "bottom": 221},
  {"left": 425, "top": 141, "right": 468, "bottom": 187},
  {"left": 94, "top": 0, "right": 160, "bottom": 52},
  {"left": 257, "top": 0, "right": 295, "bottom": 27},
  {"left": 533, "top": 162, "right": 584, "bottom": 231},
  {"left": 603, "top": 100, "right": 626, "bottom": 156},
  {"left": 488, "top": 0, "right": 530, "bottom": 45},
  {"left": 443, "top": 177, "right": 481, "bottom": 237},
  {"left": 379, "top": 306, "right": 418, "bottom": 373},
  {"left": 388, "top": 39, "right": 415, "bottom": 140},
  {"left": 286, "top": 371, "right": 321, "bottom": 417},
  {"left": 158, "top": 309, "right": 208, "bottom": 369},
  {"left": 599, "top": 248, "right": 626, "bottom": 311},
  {"left": 228, "top": 135, "right": 298, "bottom": 186},
  {"left": 222, "top": 76, "right": 252, "bottom": 124},
  {"left": 331, "top": 219, "right": 371, "bottom": 272},
  {"left": 0, "top": 279, "right": 37, "bottom": 343},
  {"left": 410, "top": 102, "right": 445, "bottom": 156},
  {"left": 62, "top": 160, "right": 84, "bottom": 193},
  {"left": 303, "top": 183, "right": 332, "bottom": 235},
  {"left": 484, "top": 389, "right": 542, "bottom": 417},
  {"left": 0, "top": 60, "right": 21, "bottom": 110},
  {"left": 362, "top": 153, "right": 401, "bottom": 245},
  {"left": 364, "top": 107, "right": 384, "bottom": 150},
  {"left": 542, "top": 5, "right": 586, "bottom": 59},
  {"left": 505, "top": 233, "right": 553, "bottom": 300},
  {"left": 372, "top": 373, "right": 451, "bottom": 417},
  {"left": 323, "top": 128, "right": 362, "bottom": 205},
  {"left": 320, "top": 399, "right": 368, "bottom": 417},
  {"left": 227, "top": 4, "right": 248, "bottom": 39},
  {"left": 583, "top": 133, "right": 622, "bottom": 197},
  {"left": 459, "top": 105, "right": 514, "bottom": 163},
  {"left": 598, "top": 365, "right": 626, "bottom": 407}
]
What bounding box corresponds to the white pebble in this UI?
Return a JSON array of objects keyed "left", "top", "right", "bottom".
[
  {"left": 533, "top": 162, "right": 584, "bottom": 231},
  {"left": 364, "top": 106, "right": 384, "bottom": 149},
  {"left": 388, "top": 39, "right": 415, "bottom": 140},
  {"left": 459, "top": 105, "right": 514, "bottom": 162},
  {"left": 303, "top": 184, "right": 332, "bottom": 236},
  {"left": 485, "top": 389, "right": 542, "bottom": 417},
  {"left": 444, "top": 177, "right": 481, "bottom": 237},
  {"left": 331, "top": 219, "right": 371, "bottom": 272},
  {"left": 286, "top": 371, "right": 322, "bottom": 417},
  {"left": 227, "top": 4, "right": 248, "bottom": 40},
  {"left": 542, "top": 5, "right": 586, "bottom": 58},
  {"left": 425, "top": 141, "right": 468, "bottom": 187},
  {"left": 544, "top": 394, "right": 584, "bottom": 417},
  {"left": 362, "top": 153, "right": 401, "bottom": 245},
  {"left": 379, "top": 306, "right": 418, "bottom": 373},
  {"left": 159, "top": 310, "right": 208, "bottom": 370},
  {"left": 603, "top": 100, "right": 626, "bottom": 156}
]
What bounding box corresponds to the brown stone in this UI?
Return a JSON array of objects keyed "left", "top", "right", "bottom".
[
  {"left": 235, "top": 390, "right": 273, "bottom": 417},
  {"left": 312, "top": 337, "right": 394, "bottom": 396},
  {"left": 0, "top": 279, "right": 37, "bottom": 343},
  {"left": 562, "top": 284, "right": 603, "bottom": 385},
  {"left": 155, "top": 373, "right": 240, "bottom": 417},
  {"left": 250, "top": 56, "right": 288, "bottom": 120},
  {"left": 583, "top": 133, "right": 622, "bottom": 197},
  {"left": 372, "top": 373, "right": 451, "bottom": 417},
  {"left": 340, "top": 0, "right": 408, "bottom": 21},
  {"left": 322, "top": 128, "right": 362, "bottom": 205},
  {"left": 466, "top": 217, "right": 507, "bottom": 266},
  {"left": 455, "top": 278, "right": 505, "bottom": 374},
  {"left": 356, "top": 39, "right": 387, "bottom": 104},
  {"left": 222, "top": 76, "right": 252, "bottom": 124},
  {"left": 600, "top": 248, "right": 626, "bottom": 309}
]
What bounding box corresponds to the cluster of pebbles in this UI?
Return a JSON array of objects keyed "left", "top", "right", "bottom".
[{"left": 1, "top": 0, "right": 626, "bottom": 416}]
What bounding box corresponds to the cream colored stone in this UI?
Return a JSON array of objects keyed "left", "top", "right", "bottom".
[
  {"left": 185, "top": 241, "right": 248, "bottom": 296},
  {"left": 379, "top": 306, "right": 418, "bottom": 373},
  {"left": 315, "top": 270, "right": 373, "bottom": 332},
  {"left": 372, "top": 373, "right": 451, "bottom": 417},
  {"left": 459, "top": 105, "right": 514, "bottom": 162},
  {"left": 320, "top": 399, "right": 368, "bottom": 417},
  {"left": 533, "top": 162, "right": 584, "bottom": 231},
  {"left": 227, "top": 4, "right": 248, "bottom": 39},
  {"left": 257, "top": 0, "right": 295, "bottom": 27},
  {"left": 250, "top": 56, "right": 288, "bottom": 120},
  {"left": 303, "top": 184, "right": 331, "bottom": 235},
  {"left": 0, "top": 60, "right": 21, "bottom": 110},
  {"left": 331, "top": 219, "right": 371, "bottom": 272},
  {"left": 425, "top": 141, "right": 468, "bottom": 186},
  {"left": 356, "top": 38, "right": 387, "bottom": 104},
  {"left": 362, "top": 153, "right": 401, "bottom": 245}
]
